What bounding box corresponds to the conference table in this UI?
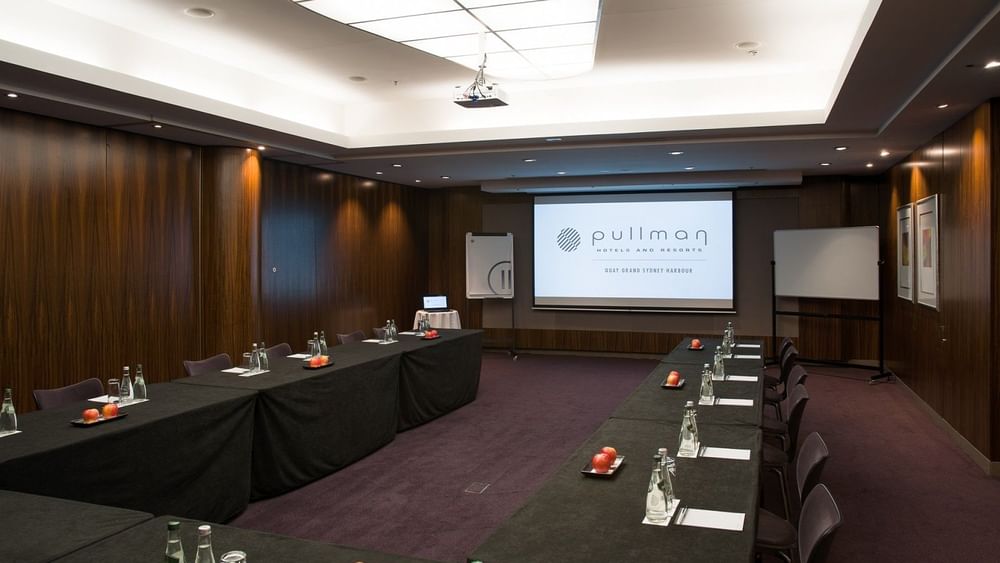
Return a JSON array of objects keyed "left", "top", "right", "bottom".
[
  {"left": 471, "top": 336, "right": 765, "bottom": 563},
  {"left": 174, "top": 329, "right": 483, "bottom": 499},
  {"left": 53, "top": 515, "right": 439, "bottom": 563},
  {"left": 0, "top": 383, "right": 256, "bottom": 522},
  {"left": 0, "top": 490, "right": 153, "bottom": 563}
]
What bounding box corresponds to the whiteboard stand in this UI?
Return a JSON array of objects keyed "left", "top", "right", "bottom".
[
  {"left": 770, "top": 260, "right": 893, "bottom": 384},
  {"left": 466, "top": 232, "right": 517, "bottom": 360}
]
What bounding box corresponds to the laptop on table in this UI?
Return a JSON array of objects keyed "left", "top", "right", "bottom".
[{"left": 422, "top": 295, "right": 450, "bottom": 312}]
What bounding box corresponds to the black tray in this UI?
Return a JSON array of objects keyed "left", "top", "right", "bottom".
[
  {"left": 71, "top": 412, "right": 128, "bottom": 427},
  {"left": 661, "top": 379, "right": 686, "bottom": 389},
  {"left": 687, "top": 345, "right": 705, "bottom": 351},
  {"left": 581, "top": 455, "right": 625, "bottom": 476},
  {"left": 302, "top": 360, "right": 334, "bottom": 370}
]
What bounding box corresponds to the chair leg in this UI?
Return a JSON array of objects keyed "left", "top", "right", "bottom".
[{"left": 768, "top": 466, "right": 791, "bottom": 519}]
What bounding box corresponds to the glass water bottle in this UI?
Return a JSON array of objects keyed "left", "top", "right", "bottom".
[
  {"left": 165, "top": 520, "right": 185, "bottom": 563},
  {"left": 677, "top": 401, "right": 700, "bottom": 457},
  {"left": 0, "top": 388, "right": 17, "bottom": 434},
  {"left": 319, "top": 331, "right": 329, "bottom": 356},
  {"left": 713, "top": 347, "right": 726, "bottom": 380},
  {"left": 258, "top": 342, "right": 269, "bottom": 370},
  {"left": 645, "top": 454, "right": 668, "bottom": 522},
  {"left": 194, "top": 524, "right": 215, "bottom": 563},
  {"left": 249, "top": 343, "right": 260, "bottom": 373},
  {"left": 699, "top": 364, "right": 715, "bottom": 404},
  {"left": 120, "top": 366, "right": 133, "bottom": 404},
  {"left": 134, "top": 363, "right": 147, "bottom": 400}
]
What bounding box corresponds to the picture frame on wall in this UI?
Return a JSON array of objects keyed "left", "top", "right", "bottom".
[
  {"left": 915, "top": 194, "right": 939, "bottom": 309},
  {"left": 897, "top": 204, "right": 914, "bottom": 300}
]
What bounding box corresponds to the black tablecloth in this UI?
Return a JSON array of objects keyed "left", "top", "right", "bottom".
[
  {"left": 0, "top": 383, "right": 256, "bottom": 521},
  {"left": 664, "top": 337, "right": 765, "bottom": 371},
  {"left": 174, "top": 348, "right": 402, "bottom": 500},
  {"left": 470, "top": 418, "right": 762, "bottom": 563},
  {"left": 52, "top": 515, "right": 439, "bottom": 563},
  {"left": 612, "top": 361, "right": 765, "bottom": 426},
  {"left": 0, "top": 490, "right": 153, "bottom": 563},
  {"left": 396, "top": 330, "right": 482, "bottom": 431}
]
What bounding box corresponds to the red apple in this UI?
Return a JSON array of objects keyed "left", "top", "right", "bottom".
[
  {"left": 666, "top": 371, "right": 681, "bottom": 386},
  {"left": 82, "top": 408, "right": 100, "bottom": 422},
  {"left": 309, "top": 356, "right": 324, "bottom": 367},
  {"left": 591, "top": 452, "right": 612, "bottom": 473},
  {"left": 691, "top": 338, "right": 702, "bottom": 349},
  {"left": 600, "top": 446, "right": 617, "bottom": 464},
  {"left": 101, "top": 403, "right": 119, "bottom": 418}
]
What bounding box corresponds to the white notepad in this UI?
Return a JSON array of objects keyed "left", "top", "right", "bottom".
[
  {"left": 222, "top": 367, "right": 248, "bottom": 374},
  {"left": 736, "top": 343, "right": 761, "bottom": 349},
  {"left": 716, "top": 398, "right": 754, "bottom": 407},
  {"left": 700, "top": 447, "right": 751, "bottom": 461},
  {"left": 238, "top": 369, "right": 269, "bottom": 377},
  {"left": 287, "top": 353, "right": 310, "bottom": 359},
  {"left": 398, "top": 331, "right": 420, "bottom": 336},
  {"left": 0, "top": 430, "right": 23, "bottom": 439},
  {"left": 676, "top": 508, "right": 745, "bottom": 531},
  {"left": 726, "top": 375, "right": 759, "bottom": 382},
  {"left": 362, "top": 339, "right": 382, "bottom": 343},
  {"left": 734, "top": 354, "right": 762, "bottom": 360}
]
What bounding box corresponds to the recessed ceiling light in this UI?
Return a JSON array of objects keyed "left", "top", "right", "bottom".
[
  {"left": 669, "top": 151, "right": 684, "bottom": 156},
  {"left": 376, "top": 171, "right": 383, "bottom": 175},
  {"left": 441, "top": 175, "right": 451, "bottom": 179},
  {"left": 834, "top": 146, "right": 848, "bottom": 151},
  {"left": 392, "top": 163, "right": 403, "bottom": 168},
  {"left": 6, "top": 92, "right": 18, "bottom": 98},
  {"left": 256, "top": 145, "right": 267, "bottom": 151},
  {"left": 556, "top": 171, "right": 567, "bottom": 175},
  {"left": 866, "top": 163, "right": 874, "bottom": 168},
  {"left": 152, "top": 123, "right": 163, "bottom": 129},
  {"left": 684, "top": 166, "right": 695, "bottom": 170},
  {"left": 545, "top": 137, "right": 562, "bottom": 142},
  {"left": 184, "top": 7, "right": 215, "bottom": 18},
  {"left": 819, "top": 162, "right": 831, "bottom": 166},
  {"left": 348, "top": 76, "right": 367, "bottom": 82},
  {"left": 880, "top": 149, "right": 890, "bottom": 157},
  {"left": 936, "top": 103, "right": 949, "bottom": 109},
  {"left": 985, "top": 61, "right": 1000, "bottom": 69},
  {"left": 523, "top": 158, "right": 537, "bottom": 163},
  {"left": 735, "top": 41, "right": 762, "bottom": 52},
  {"left": 414, "top": 179, "right": 422, "bottom": 183}
]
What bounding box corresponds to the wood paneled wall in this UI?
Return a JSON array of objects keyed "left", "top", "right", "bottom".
[
  {"left": 201, "top": 148, "right": 262, "bottom": 361},
  {"left": 260, "top": 161, "right": 429, "bottom": 350},
  {"left": 0, "top": 109, "right": 432, "bottom": 413},
  {"left": 0, "top": 109, "right": 202, "bottom": 411},
  {"left": 881, "top": 102, "right": 994, "bottom": 459}
]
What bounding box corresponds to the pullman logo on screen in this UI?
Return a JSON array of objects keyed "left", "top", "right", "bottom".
[{"left": 556, "top": 227, "right": 582, "bottom": 252}]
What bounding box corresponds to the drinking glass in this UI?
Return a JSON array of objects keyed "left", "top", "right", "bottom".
[
  {"left": 106, "top": 379, "right": 120, "bottom": 404},
  {"left": 242, "top": 352, "right": 253, "bottom": 370}
]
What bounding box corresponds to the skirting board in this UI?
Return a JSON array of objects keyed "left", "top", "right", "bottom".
[{"left": 895, "top": 377, "right": 999, "bottom": 477}]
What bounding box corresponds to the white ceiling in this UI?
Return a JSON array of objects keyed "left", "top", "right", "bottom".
[
  {"left": 2, "top": 0, "right": 877, "bottom": 147},
  {"left": 0, "top": 0, "right": 999, "bottom": 189}
]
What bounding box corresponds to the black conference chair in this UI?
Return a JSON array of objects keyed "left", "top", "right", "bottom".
[
  {"left": 372, "top": 327, "right": 387, "bottom": 340},
  {"left": 765, "top": 364, "right": 809, "bottom": 426},
  {"left": 336, "top": 330, "right": 366, "bottom": 345},
  {"left": 182, "top": 353, "right": 233, "bottom": 377},
  {"left": 762, "top": 383, "right": 810, "bottom": 517},
  {"left": 756, "top": 484, "right": 842, "bottom": 563},
  {"left": 33, "top": 378, "right": 104, "bottom": 410},
  {"left": 765, "top": 344, "right": 799, "bottom": 393},
  {"left": 265, "top": 342, "right": 292, "bottom": 357}
]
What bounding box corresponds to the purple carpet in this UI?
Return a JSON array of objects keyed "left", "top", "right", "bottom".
[{"left": 231, "top": 352, "right": 656, "bottom": 562}]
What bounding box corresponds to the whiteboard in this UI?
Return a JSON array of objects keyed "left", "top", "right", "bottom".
[
  {"left": 466, "top": 233, "right": 514, "bottom": 299},
  {"left": 774, "top": 226, "right": 879, "bottom": 300}
]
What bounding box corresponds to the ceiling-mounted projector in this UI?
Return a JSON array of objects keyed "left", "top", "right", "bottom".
[{"left": 453, "top": 83, "right": 508, "bottom": 108}]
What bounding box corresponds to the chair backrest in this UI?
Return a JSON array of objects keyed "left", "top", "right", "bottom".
[
  {"left": 33, "top": 378, "right": 104, "bottom": 410},
  {"left": 785, "top": 383, "right": 810, "bottom": 454},
  {"left": 182, "top": 353, "right": 233, "bottom": 377},
  {"left": 372, "top": 327, "right": 387, "bottom": 340},
  {"left": 787, "top": 364, "right": 808, "bottom": 389},
  {"left": 778, "top": 337, "right": 793, "bottom": 359},
  {"left": 336, "top": 330, "right": 366, "bottom": 345},
  {"left": 796, "top": 432, "right": 829, "bottom": 503},
  {"left": 780, "top": 345, "right": 800, "bottom": 384},
  {"left": 798, "top": 484, "right": 842, "bottom": 563},
  {"left": 265, "top": 342, "right": 292, "bottom": 357}
]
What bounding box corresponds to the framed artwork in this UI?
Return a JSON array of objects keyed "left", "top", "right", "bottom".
[
  {"left": 915, "top": 195, "right": 939, "bottom": 309},
  {"left": 897, "top": 204, "right": 914, "bottom": 300}
]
